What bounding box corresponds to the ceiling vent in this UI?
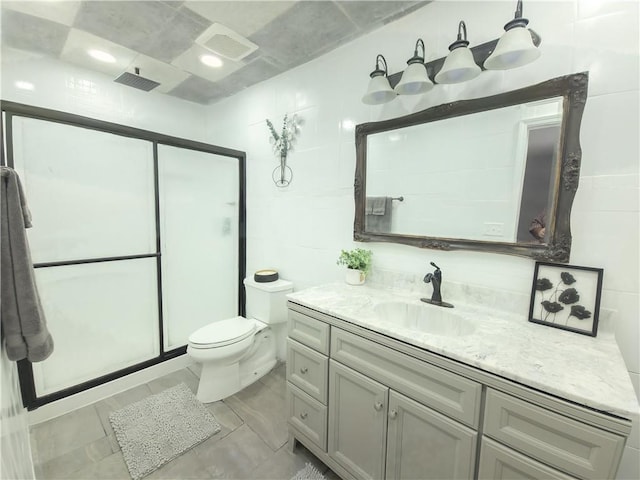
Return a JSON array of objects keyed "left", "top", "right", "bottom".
[
  {"left": 114, "top": 68, "right": 160, "bottom": 92},
  {"left": 195, "top": 23, "right": 258, "bottom": 61}
]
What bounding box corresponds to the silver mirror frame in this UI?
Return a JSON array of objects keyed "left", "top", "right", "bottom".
[{"left": 354, "top": 72, "right": 589, "bottom": 262}]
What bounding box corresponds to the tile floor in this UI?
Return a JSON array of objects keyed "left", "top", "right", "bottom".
[{"left": 30, "top": 363, "right": 338, "bottom": 480}]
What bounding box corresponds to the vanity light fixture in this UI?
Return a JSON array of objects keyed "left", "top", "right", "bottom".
[
  {"left": 361, "top": 54, "right": 396, "bottom": 105},
  {"left": 394, "top": 39, "right": 434, "bottom": 95},
  {"left": 361, "top": 0, "right": 541, "bottom": 105},
  {"left": 435, "top": 21, "right": 481, "bottom": 84},
  {"left": 484, "top": 0, "right": 541, "bottom": 70}
]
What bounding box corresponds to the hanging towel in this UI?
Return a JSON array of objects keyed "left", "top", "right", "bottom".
[
  {"left": 365, "top": 196, "right": 393, "bottom": 233},
  {"left": 365, "top": 196, "right": 387, "bottom": 215},
  {"left": 1, "top": 167, "right": 54, "bottom": 362}
]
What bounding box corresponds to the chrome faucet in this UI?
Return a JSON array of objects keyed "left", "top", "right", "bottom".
[{"left": 421, "top": 262, "right": 454, "bottom": 308}]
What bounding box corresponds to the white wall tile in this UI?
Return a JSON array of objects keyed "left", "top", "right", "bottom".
[
  {"left": 204, "top": 0, "right": 640, "bottom": 388},
  {"left": 616, "top": 445, "right": 640, "bottom": 480}
]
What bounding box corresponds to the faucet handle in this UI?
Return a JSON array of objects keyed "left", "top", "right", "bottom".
[{"left": 430, "top": 261, "right": 441, "bottom": 271}]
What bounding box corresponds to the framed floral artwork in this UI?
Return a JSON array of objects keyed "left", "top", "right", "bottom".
[{"left": 528, "top": 262, "right": 603, "bottom": 337}]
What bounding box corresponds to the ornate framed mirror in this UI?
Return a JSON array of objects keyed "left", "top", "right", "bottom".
[{"left": 354, "top": 72, "right": 588, "bottom": 262}]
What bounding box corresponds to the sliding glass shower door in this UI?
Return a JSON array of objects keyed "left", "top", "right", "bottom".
[
  {"left": 11, "top": 117, "right": 160, "bottom": 397},
  {"left": 158, "top": 145, "right": 240, "bottom": 350},
  {"left": 4, "top": 104, "right": 245, "bottom": 408}
]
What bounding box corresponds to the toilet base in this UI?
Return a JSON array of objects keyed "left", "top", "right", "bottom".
[{"left": 194, "top": 325, "right": 277, "bottom": 403}]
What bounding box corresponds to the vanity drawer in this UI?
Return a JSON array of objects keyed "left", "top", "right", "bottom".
[
  {"left": 331, "top": 327, "right": 481, "bottom": 428},
  {"left": 288, "top": 309, "right": 330, "bottom": 355},
  {"left": 287, "top": 339, "right": 328, "bottom": 403},
  {"left": 483, "top": 389, "right": 625, "bottom": 480},
  {"left": 478, "top": 437, "right": 577, "bottom": 480},
  {"left": 287, "top": 382, "right": 327, "bottom": 451}
]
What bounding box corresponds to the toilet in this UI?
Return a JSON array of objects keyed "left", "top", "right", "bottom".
[{"left": 187, "top": 277, "right": 293, "bottom": 403}]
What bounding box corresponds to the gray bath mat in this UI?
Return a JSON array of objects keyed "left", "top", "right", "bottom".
[
  {"left": 291, "top": 463, "right": 326, "bottom": 480},
  {"left": 109, "top": 383, "right": 221, "bottom": 480}
]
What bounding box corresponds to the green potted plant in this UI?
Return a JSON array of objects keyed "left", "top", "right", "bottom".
[{"left": 337, "top": 248, "right": 373, "bottom": 285}]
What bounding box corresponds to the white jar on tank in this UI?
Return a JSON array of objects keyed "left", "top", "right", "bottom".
[{"left": 187, "top": 277, "right": 293, "bottom": 403}]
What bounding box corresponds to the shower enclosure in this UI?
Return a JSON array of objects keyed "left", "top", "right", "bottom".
[{"left": 1, "top": 102, "right": 245, "bottom": 409}]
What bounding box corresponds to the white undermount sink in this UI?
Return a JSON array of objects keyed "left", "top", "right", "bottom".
[{"left": 374, "top": 301, "right": 476, "bottom": 337}]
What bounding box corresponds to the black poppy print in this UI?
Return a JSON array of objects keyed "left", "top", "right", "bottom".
[{"left": 528, "top": 262, "right": 603, "bottom": 337}]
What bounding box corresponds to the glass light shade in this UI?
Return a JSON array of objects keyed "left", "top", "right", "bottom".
[
  {"left": 394, "top": 62, "right": 434, "bottom": 95},
  {"left": 434, "top": 47, "right": 481, "bottom": 84},
  {"left": 362, "top": 74, "right": 396, "bottom": 105},
  {"left": 484, "top": 27, "right": 540, "bottom": 70}
]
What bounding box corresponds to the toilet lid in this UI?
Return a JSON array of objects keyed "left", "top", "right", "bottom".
[{"left": 188, "top": 316, "right": 256, "bottom": 348}]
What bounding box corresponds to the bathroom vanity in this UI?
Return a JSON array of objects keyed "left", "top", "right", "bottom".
[{"left": 285, "top": 283, "right": 638, "bottom": 480}]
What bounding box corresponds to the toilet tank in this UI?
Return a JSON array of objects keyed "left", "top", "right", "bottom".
[{"left": 243, "top": 277, "right": 293, "bottom": 324}]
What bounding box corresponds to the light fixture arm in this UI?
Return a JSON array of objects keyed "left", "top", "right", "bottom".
[
  {"left": 505, "top": 0, "right": 529, "bottom": 30},
  {"left": 407, "top": 38, "right": 426, "bottom": 65},
  {"left": 449, "top": 21, "right": 470, "bottom": 51},
  {"left": 370, "top": 54, "right": 389, "bottom": 77}
]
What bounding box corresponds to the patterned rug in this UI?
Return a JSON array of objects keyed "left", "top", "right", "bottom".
[
  {"left": 109, "top": 383, "right": 221, "bottom": 480},
  {"left": 291, "top": 462, "right": 327, "bottom": 480}
]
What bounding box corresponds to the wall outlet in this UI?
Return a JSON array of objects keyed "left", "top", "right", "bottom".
[{"left": 484, "top": 222, "right": 504, "bottom": 237}]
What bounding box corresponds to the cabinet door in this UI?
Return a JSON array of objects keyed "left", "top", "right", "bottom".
[
  {"left": 386, "top": 391, "right": 477, "bottom": 480},
  {"left": 328, "top": 360, "right": 389, "bottom": 480}
]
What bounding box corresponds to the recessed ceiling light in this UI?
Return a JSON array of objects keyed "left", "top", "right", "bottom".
[
  {"left": 200, "top": 54, "right": 223, "bottom": 68},
  {"left": 15, "top": 81, "right": 34, "bottom": 91},
  {"left": 88, "top": 49, "right": 116, "bottom": 63}
]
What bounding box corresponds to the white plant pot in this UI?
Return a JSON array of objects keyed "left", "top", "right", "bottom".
[{"left": 345, "top": 269, "right": 366, "bottom": 285}]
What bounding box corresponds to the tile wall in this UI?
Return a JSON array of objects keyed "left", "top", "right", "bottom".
[{"left": 203, "top": 2, "right": 639, "bottom": 477}]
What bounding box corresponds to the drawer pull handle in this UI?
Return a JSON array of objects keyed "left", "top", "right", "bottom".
[
  {"left": 389, "top": 409, "right": 398, "bottom": 419},
  {"left": 300, "top": 412, "right": 308, "bottom": 420},
  {"left": 300, "top": 367, "right": 308, "bottom": 374},
  {"left": 374, "top": 401, "right": 384, "bottom": 411}
]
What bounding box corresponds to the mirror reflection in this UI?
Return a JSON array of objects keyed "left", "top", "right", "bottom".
[
  {"left": 365, "top": 98, "right": 562, "bottom": 244},
  {"left": 355, "top": 73, "right": 589, "bottom": 262}
]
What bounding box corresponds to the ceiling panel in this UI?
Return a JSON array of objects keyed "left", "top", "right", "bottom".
[{"left": 1, "top": 1, "right": 430, "bottom": 105}]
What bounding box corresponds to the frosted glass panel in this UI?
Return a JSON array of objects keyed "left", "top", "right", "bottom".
[
  {"left": 158, "top": 145, "right": 239, "bottom": 349},
  {"left": 32, "top": 258, "right": 159, "bottom": 395},
  {"left": 11, "top": 117, "right": 156, "bottom": 263}
]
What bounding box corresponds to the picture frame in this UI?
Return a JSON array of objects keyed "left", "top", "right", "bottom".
[{"left": 528, "top": 261, "right": 604, "bottom": 337}]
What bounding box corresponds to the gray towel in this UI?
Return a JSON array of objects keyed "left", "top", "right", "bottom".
[
  {"left": 365, "top": 196, "right": 387, "bottom": 215},
  {"left": 365, "top": 196, "right": 393, "bottom": 233},
  {"left": 1, "top": 167, "right": 54, "bottom": 362}
]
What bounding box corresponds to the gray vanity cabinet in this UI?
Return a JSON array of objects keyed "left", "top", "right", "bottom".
[
  {"left": 327, "top": 360, "right": 477, "bottom": 480},
  {"left": 328, "top": 360, "right": 389, "bottom": 480},
  {"left": 385, "top": 391, "right": 477, "bottom": 480},
  {"left": 285, "top": 303, "right": 631, "bottom": 480}
]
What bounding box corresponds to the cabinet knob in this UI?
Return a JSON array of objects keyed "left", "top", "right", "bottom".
[
  {"left": 389, "top": 409, "right": 398, "bottom": 419},
  {"left": 374, "top": 401, "right": 384, "bottom": 411},
  {"left": 300, "top": 367, "right": 308, "bottom": 374},
  {"left": 300, "top": 412, "right": 308, "bottom": 420}
]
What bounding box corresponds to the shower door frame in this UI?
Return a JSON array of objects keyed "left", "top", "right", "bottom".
[{"left": 1, "top": 101, "right": 246, "bottom": 410}]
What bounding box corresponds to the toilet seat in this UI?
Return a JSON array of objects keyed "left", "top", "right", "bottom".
[{"left": 188, "top": 316, "right": 257, "bottom": 349}]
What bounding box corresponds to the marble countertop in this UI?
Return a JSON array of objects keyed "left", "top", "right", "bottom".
[{"left": 287, "top": 282, "right": 639, "bottom": 420}]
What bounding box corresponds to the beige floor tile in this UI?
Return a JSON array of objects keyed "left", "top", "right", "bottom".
[
  {"left": 246, "top": 442, "right": 326, "bottom": 480},
  {"left": 30, "top": 404, "right": 104, "bottom": 464},
  {"left": 36, "top": 436, "right": 113, "bottom": 479},
  {"left": 258, "top": 362, "right": 287, "bottom": 395},
  {"left": 192, "top": 424, "right": 274, "bottom": 478},
  {"left": 224, "top": 380, "right": 289, "bottom": 451},
  {"left": 207, "top": 400, "right": 244, "bottom": 434},
  {"left": 188, "top": 363, "right": 202, "bottom": 378},
  {"left": 66, "top": 452, "right": 130, "bottom": 479},
  {"left": 145, "top": 449, "right": 212, "bottom": 479},
  {"left": 147, "top": 368, "right": 199, "bottom": 395}
]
